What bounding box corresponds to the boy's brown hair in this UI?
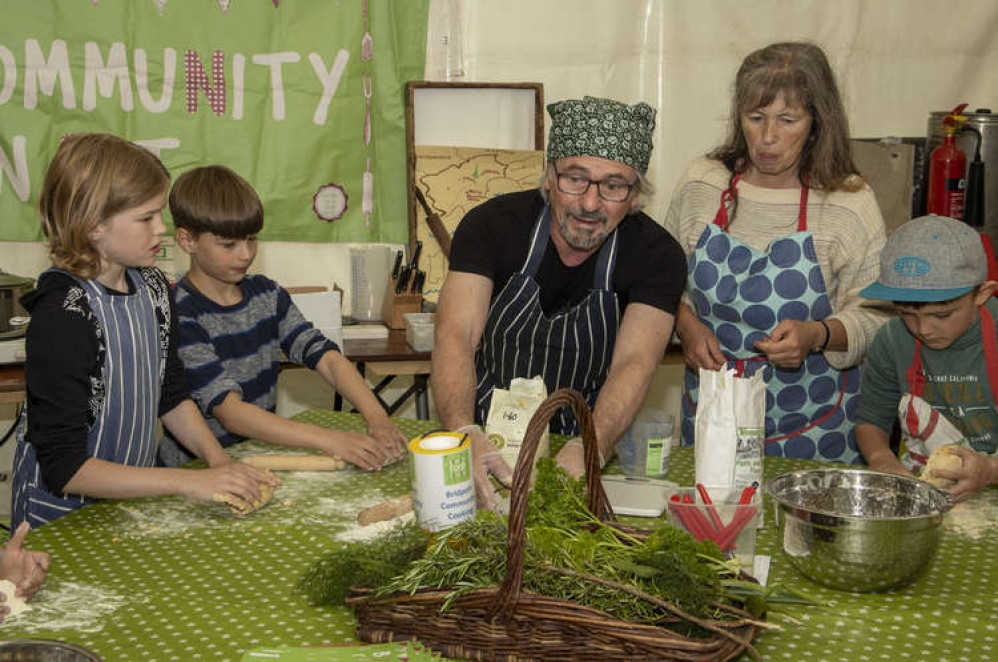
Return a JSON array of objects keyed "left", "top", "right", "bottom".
[
  {"left": 40, "top": 133, "right": 170, "bottom": 279},
  {"left": 169, "top": 166, "right": 263, "bottom": 239}
]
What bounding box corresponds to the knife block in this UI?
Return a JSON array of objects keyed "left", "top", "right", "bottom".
[{"left": 382, "top": 276, "right": 422, "bottom": 329}]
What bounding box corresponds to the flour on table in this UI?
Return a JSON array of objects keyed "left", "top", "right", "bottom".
[
  {"left": 944, "top": 491, "right": 998, "bottom": 540},
  {"left": 10, "top": 581, "right": 128, "bottom": 634},
  {"left": 0, "top": 579, "right": 29, "bottom": 618},
  {"left": 336, "top": 511, "right": 416, "bottom": 542}
]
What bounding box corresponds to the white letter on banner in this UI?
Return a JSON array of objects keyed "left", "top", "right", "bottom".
[
  {"left": 309, "top": 50, "right": 349, "bottom": 125},
  {"left": 232, "top": 53, "right": 245, "bottom": 120},
  {"left": 24, "top": 39, "right": 76, "bottom": 110},
  {"left": 135, "top": 48, "right": 176, "bottom": 113},
  {"left": 251, "top": 52, "right": 300, "bottom": 121},
  {"left": 0, "top": 46, "right": 15, "bottom": 105},
  {"left": 83, "top": 42, "right": 134, "bottom": 112},
  {"left": 134, "top": 138, "right": 180, "bottom": 160},
  {"left": 0, "top": 135, "right": 30, "bottom": 201}
]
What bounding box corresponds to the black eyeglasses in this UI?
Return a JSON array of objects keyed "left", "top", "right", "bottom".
[{"left": 553, "top": 167, "right": 636, "bottom": 202}]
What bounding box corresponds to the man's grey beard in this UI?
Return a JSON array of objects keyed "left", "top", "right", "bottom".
[{"left": 557, "top": 207, "right": 609, "bottom": 250}]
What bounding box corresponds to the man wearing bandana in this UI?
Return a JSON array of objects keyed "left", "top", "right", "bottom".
[{"left": 432, "top": 96, "right": 687, "bottom": 510}]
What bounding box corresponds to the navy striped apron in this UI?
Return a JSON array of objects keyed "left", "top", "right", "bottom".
[
  {"left": 13, "top": 268, "right": 164, "bottom": 527},
  {"left": 474, "top": 206, "right": 620, "bottom": 435}
]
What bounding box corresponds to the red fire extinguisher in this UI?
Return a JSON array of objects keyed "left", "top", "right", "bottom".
[{"left": 927, "top": 103, "right": 968, "bottom": 220}]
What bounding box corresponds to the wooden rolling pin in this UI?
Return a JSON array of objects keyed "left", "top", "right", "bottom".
[
  {"left": 243, "top": 454, "right": 346, "bottom": 471},
  {"left": 357, "top": 493, "right": 414, "bottom": 526},
  {"left": 414, "top": 186, "right": 451, "bottom": 259}
]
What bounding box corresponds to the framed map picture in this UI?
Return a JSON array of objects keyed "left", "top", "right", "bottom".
[{"left": 405, "top": 82, "right": 544, "bottom": 301}]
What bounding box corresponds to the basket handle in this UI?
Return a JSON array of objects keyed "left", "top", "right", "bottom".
[{"left": 493, "top": 388, "right": 614, "bottom": 620}]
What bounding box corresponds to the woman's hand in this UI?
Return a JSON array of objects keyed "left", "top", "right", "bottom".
[
  {"left": 366, "top": 416, "right": 408, "bottom": 465},
  {"left": 754, "top": 319, "right": 823, "bottom": 369},
  {"left": 679, "top": 316, "right": 725, "bottom": 371},
  {"left": 0, "top": 522, "right": 50, "bottom": 603}
]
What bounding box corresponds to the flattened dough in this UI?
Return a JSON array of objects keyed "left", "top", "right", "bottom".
[
  {"left": 921, "top": 445, "right": 963, "bottom": 489},
  {"left": 214, "top": 469, "right": 277, "bottom": 515},
  {"left": 0, "top": 579, "right": 29, "bottom": 618},
  {"left": 243, "top": 454, "right": 346, "bottom": 471}
]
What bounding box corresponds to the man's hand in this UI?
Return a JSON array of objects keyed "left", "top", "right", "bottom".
[
  {"left": 555, "top": 437, "right": 605, "bottom": 478},
  {"left": 459, "top": 424, "right": 512, "bottom": 511},
  {"left": 0, "top": 522, "right": 51, "bottom": 602}
]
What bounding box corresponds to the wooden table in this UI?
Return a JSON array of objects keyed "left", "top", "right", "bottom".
[
  {"left": 0, "top": 362, "right": 25, "bottom": 405},
  {"left": 338, "top": 328, "right": 431, "bottom": 419}
]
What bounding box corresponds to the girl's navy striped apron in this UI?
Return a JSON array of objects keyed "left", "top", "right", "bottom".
[
  {"left": 680, "top": 176, "right": 863, "bottom": 463},
  {"left": 13, "top": 268, "right": 163, "bottom": 527},
  {"left": 474, "top": 206, "right": 620, "bottom": 435}
]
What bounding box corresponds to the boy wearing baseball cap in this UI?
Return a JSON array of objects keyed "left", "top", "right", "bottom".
[{"left": 855, "top": 214, "right": 998, "bottom": 500}]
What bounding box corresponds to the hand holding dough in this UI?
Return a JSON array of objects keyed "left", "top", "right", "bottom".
[
  {"left": 243, "top": 454, "right": 346, "bottom": 471},
  {"left": 920, "top": 445, "right": 964, "bottom": 489},
  {"left": 214, "top": 469, "right": 278, "bottom": 515},
  {"left": 0, "top": 579, "right": 29, "bottom": 619}
]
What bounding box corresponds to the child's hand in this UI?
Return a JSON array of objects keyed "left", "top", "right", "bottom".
[
  {"left": 366, "top": 418, "right": 408, "bottom": 464},
  {"left": 941, "top": 447, "right": 996, "bottom": 501},
  {"left": 182, "top": 463, "right": 280, "bottom": 506},
  {"left": 0, "top": 522, "right": 50, "bottom": 602},
  {"left": 318, "top": 429, "right": 395, "bottom": 471}
]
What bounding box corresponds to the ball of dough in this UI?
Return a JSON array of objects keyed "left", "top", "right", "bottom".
[
  {"left": 921, "top": 445, "right": 963, "bottom": 489},
  {"left": 213, "top": 469, "right": 277, "bottom": 515}
]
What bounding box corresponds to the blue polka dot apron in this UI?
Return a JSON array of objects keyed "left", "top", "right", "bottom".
[
  {"left": 12, "top": 268, "right": 164, "bottom": 527},
  {"left": 474, "top": 205, "right": 619, "bottom": 435},
  {"left": 900, "top": 304, "right": 998, "bottom": 469},
  {"left": 680, "top": 175, "right": 862, "bottom": 462}
]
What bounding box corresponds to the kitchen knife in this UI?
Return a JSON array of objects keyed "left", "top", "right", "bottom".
[
  {"left": 396, "top": 266, "right": 412, "bottom": 294},
  {"left": 410, "top": 269, "right": 424, "bottom": 294},
  {"left": 409, "top": 240, "right": 423, "bottom": 273},
  {"left": 391, "top": 249, "right": 403, "bottom": 279}
]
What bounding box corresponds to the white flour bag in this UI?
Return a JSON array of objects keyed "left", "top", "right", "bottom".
[{"left": 485, "top": 375, "right": 550, "bottom": 480}]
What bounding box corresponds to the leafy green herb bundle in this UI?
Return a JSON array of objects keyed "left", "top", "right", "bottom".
[{"left": 299, "top": 459, "right": 798, "bottom": 634}]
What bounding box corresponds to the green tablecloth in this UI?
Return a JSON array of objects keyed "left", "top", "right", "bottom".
[{"left": 2, "top": 410, "right": 996, "bottom": 662}]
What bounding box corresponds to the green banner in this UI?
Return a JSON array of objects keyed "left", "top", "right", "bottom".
[{"left": 0, "top": 0, "right": 428, "bottom": 243}]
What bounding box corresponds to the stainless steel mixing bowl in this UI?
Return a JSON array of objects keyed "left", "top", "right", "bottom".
[
  {"left": 765, "top": 469, "right": 955, "bottom": 592},
  {"left": 0, "top": 640, "right": 102, "bottom": 662}
]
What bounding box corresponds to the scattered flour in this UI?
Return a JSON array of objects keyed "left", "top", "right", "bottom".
[
  {"left": 944, "top": 491, "right": 998, "bottom": 540},
  {"left": 10, "top": 581, "right": 129, "bottom": 633},
  {"left": 335, "top": 511, "right": 416, "bottom": 542}
]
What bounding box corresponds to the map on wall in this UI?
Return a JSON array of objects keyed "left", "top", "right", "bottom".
[{"left": 414, "top": 145, "right": 545, "bottom": 302}]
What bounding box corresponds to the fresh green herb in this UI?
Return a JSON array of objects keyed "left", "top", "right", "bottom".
[{"left": 296, "top": 522, "right": 431, "bottom": 605}]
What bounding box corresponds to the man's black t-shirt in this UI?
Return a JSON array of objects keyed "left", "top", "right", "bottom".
[{"left": 449, "top": 189, "right": 687, "bottom": 317}]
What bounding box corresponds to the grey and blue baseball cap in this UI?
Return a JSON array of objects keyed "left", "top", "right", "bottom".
[{"left": 860, "top": 214, "right": 986, "bottom": 302}]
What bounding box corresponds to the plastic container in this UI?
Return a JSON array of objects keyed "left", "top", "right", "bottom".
[
  {"left": 616, "top": 409, "right": 673, "bottom": 477},
  {"left": 404, "top": 312, "right": 435, "bottom": 352},
  {"left": 667, "top": 487, "right": 760, "bottom": 565}
]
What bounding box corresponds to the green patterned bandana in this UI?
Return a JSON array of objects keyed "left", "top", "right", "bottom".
[{"left": 546, "top": 96, "right": 656, "bottom": 174}]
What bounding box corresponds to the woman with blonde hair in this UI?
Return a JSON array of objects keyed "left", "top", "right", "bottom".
[{"left": 665, "top": 42, "right": 889, "bottom": 462}]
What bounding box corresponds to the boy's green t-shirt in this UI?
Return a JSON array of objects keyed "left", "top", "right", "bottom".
[{"left": 857, "top": 297, "right": 998, "bottom": 457}]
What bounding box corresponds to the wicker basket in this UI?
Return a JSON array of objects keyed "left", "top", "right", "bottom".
[{"left": 347, "top": 389, "right": 761, "bottom": 661}]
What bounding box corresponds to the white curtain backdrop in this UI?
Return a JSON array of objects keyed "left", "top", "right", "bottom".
[{"left": 427, "top": 0, "right": 998, "bottom": 220}]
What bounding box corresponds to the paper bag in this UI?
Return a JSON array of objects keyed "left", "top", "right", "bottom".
[
  {"left": 694, "top": 368, "right": 765, "bottom": 497},
  {"left": 485, "top": 376, "right": 550, "bottom": 479}
]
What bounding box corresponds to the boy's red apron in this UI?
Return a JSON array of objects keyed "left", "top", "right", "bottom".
[
  {"left": 900, "top": 304, "right": 998, "bottom": 470},
  {"left": 680, "top": 175, "right": 862, "bottom": 462}
]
